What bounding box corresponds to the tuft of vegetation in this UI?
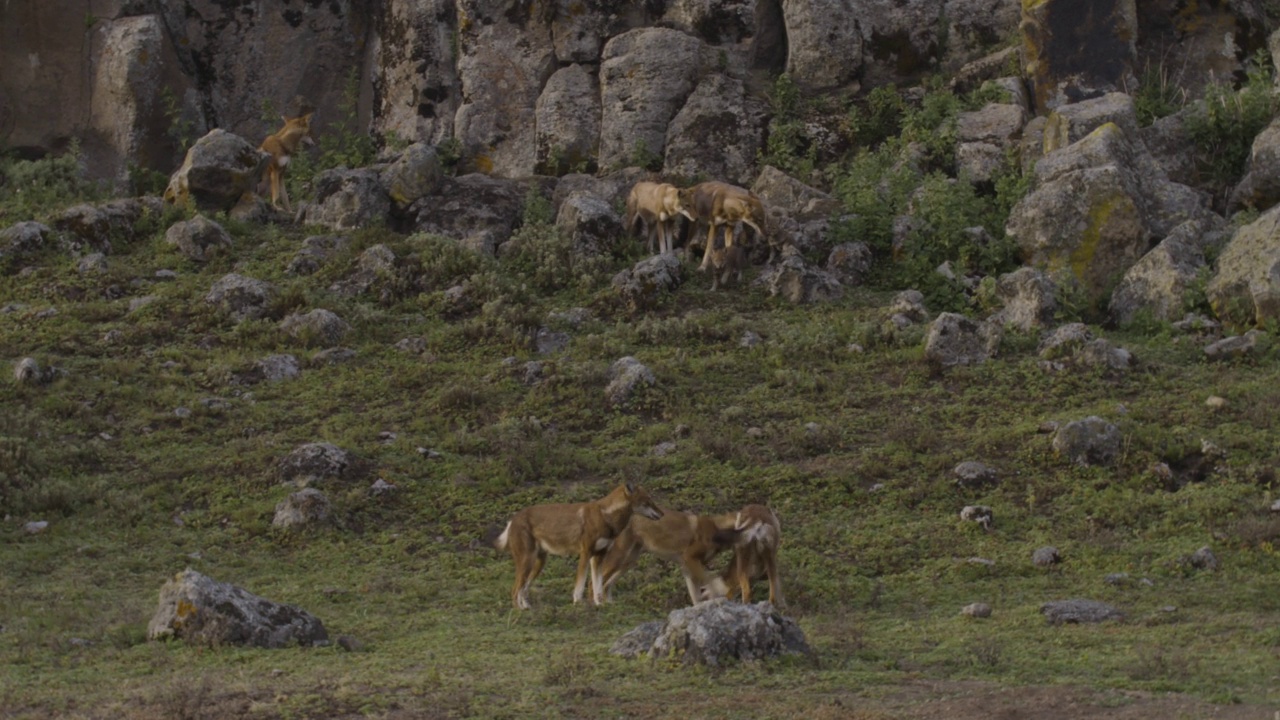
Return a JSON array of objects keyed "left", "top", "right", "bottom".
[
  {"left": 0, "top": 139, "right": 99, "bottom": 223},
  {"left": 1185, "top": 49, "right": 1280, "bottom": 202}
]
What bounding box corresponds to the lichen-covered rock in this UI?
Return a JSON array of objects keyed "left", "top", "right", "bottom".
[
  {"left": 1228, "top": 117, "right": 1280, "bottom": 213},
  {"left": 0, "top": 222, "right": 53, "bottom": 272},
  {"left": 1042, "top": 93, "right": 1142, "bottom": 153},
  {"left": 1052, "top": 416, "right": 1121, "bottom": 467},
  {"left": 1041, "top": 598, "right": 1123, "bottom": 625},
  {"left": 1033, "top": 546, "right": 1061, "bottom": 567},
  {"left": 606, "top": 356, "right": 656, "bottom": 408},
  {"left": 371, "top": 0, "right": 459, "bottom": 147},
  {"left": 923, "top": 313, "right": 1002, "bottom": 367},
  {"left": 780, "top": 0, "right": 864, "bottom": 89},
  {"left": 272, "top": 488, "right": 331, "bottom": 529},
  {"left": 1204, "top": 330, "right": 1266, "bottom": 360},
  {"left": 1077, "top": 338, "right": 1136, "bottom": 372},
  {"left": 411, "top": 174, "right": 529, "bottom": 245},
  {"left": 751, "top": 166, "right": 841, "bottom": 223},
  {"left": 163, "top": 129, "right": 267, "bottom": 213},
  {"left": 205, "top": 273, "right": 278, "bottom": 322},
  {"left": 279, "top": 309, "right": 351, "bottom": 347},
  {"left": 246, "top": 354, "right": 301, "bottom": 384},
  {"left": 1109, "top": 216, "right": 1229, "bottom": 325},
  {"left": 380, "top": 143, "right": 444, "bottom": 210},
  {"left": 987, "top": 267, "right": 1056, "bottom": 331},
  {"left": 755, "top": 254, "right": 843, "bottom": 304},
  {"left": 1205, "top": 204, "right": 1280, "bottom": 330},
  {"left": 599, "top": 28, "right": 705, "bottom": 171},
  {"left": 960, "top": 505, "right": 994, "bottom": 529},
  {"left": 287, "top": 235, "right": 350, "bottom": 276},
  {"left": 1020, "top": 0, "right": 1137, "bottom": 113},
  {"left": 612, "top": 253, "right": 683, "bottom": 312},
  {"left": 165, "top": 215, "right": 232, "bottom": 263},
  {"left": 663, "top": 74, "right": 766, "bottom": 186},
  {"left": 147, "top": 569, "right": 328, "bottom": 648},
  {"left": 303, "top": 168, "right": 392, "bottom": 231},
  {"left": 1038, "top": 322, "right": 1092, "bottom": 359},
  {"left": 618, "top": 599, "right": 810, "bottom": 667},
  {"left": 954, "top": 461, "right": 999, "bottom": 489},
  {"left": 555, "top": 191, "right": 622, "bottom": 257},
  {"left": 535, "top": 64, "right": 601, "bottom": 176},
  {"left": 826, "top": 242, "right": 873, "bottom": 287},
  {"left": 278, "top": 442, "right": 356, "bottom": 486}
]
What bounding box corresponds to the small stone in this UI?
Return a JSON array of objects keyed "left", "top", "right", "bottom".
[
  {"left": 960, "top": 505, "right": 993, "bottom": 530},
  {"left": 1159, "top": 605, "right": 1177, "bottom": 613},
  {"left": 1103, "top": 572, "right": 1130, "bottom": 585},
  {"left": 740, "top": 331, "right": 762, "bottom": 348},
  {"left": 651, "top": 441, "right": 677, "bottom": 457},
  {"left": 954, "top": 461, "right": 998, "bottom": 489},
  {"left": 967, "top": 557, "right": 995, "bottom": 566},
  {"left": 98, "top": 432, "right": 113, "bottom": 441},
  {"left": 173, "top": 407, "right": 192, "bottom": 419},
  {"left": 1205, "top": 395, "right": 1228, "bottom": 410},
  {"left": 673, "top": 424, "right": 691, "bottom": 438},
  {"left": 1037, "top": 421, "right": 1059, "bottom": 434},
  {"left": 869, "top": 483, "right": 885, "bottom": 493},
  {"left": 336, "top": 635, "right": 364, "bottom": 652},
  {"left": 370, "top": 478, "right": 396, "bottom": 496},
  {"left": 155, "top": 269, "right": 178, "bottom": 280},
  {"left": 1187, "top": 546, "right": 1219, "bottom": 571},
  {"left": 746, "top": 427, "right": 765, "bottom": 438},
  {"left": 1032, "top": 546, "right": 1061, "bottom": 567},
  {"left": 24, "top": 520, "right": 49, "bottom": 534},
  {"left": 417, "top": 447, "right": 442, "bottom": 460},
  {"left": 378, "top": 431, "right": 397, "bottom": 444},
  {"left": 803, "top": 422, "right": 821, "bottom": 434},
  {"left": 961, "top": 602, "right": 992, "bottom": 618},
  {"left": 847, "top": 343, "right": 865, "bottom": 353},
  {"left": 69, "top": 637, "right": 92, "bottom": 647},
  {"left": 1270, "top": 499, "right": 1280, "bottom": 513}
]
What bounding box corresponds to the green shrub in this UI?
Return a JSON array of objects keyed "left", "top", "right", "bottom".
[
  {"left": 1185, "top": 49, "right": 1279, "bottom": 202},
  {"left": 0, "top": 139, "right": 97, "bottom": 223}
]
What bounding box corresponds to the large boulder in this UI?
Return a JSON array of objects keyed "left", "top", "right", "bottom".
[
  {"left": 411, "top": 174, "right": 529, "bottom": 245},
  {"left": 535, "top": 64, "right": 602, "bottom": 176},
  {"left": 147, "top": 569, "right": 328, "bottom": 648},
  {"left": 599, "top": 28, "right": 705, "bottom": 171},
  {"left": 1052, "top": 416, "right": 1121, "bottom": 467},
  {"left": 942, "top": 0, "right": 1022, "bottom": 73},
  {"left": 751, "top": 166, "right": 841, "bottom": 223},
  {"left": 555, "top": 191, "right": 623, "bottom": 257},
  {"left": 550, "top": 0, "right": 614, "bottom": 62},
  {"left": 380, "top": 143, "right": 445, "bottom": 211},
  {"left": 272, "top": 488, "right": 331, "bottom": 529},
  {"left": 1020, "top": 0, "right": 1138, "bottom": 113},
  {"left": 303, "top": 168, "right": 392, "bottom": 231},
  {"left": 165, "top": 215, "right": 232, "bottom": 263},
  {"left": 956, "top": 102, "right": 1027, "bottom": 183},
  {"left": 279, "top": 309, "right": 351, "bottom": 347},
  {"left": 1230, "top": 116, "right": 1280, "bottom": 214},
  {"left": 662, "top": 75, "right": 766, "bottom": 186},
  {"left": 755, "top": 253, "right": 843, "bottom": 303},
  {"left": 51, "top": 200, "right": 149, "bottom": 255},
  {"left": 0, "top": 222, "right": 53, "bottom": 272},
  {"left": 163, "top": 129, "right": 268, "bottom": 213},
  {"left": 613, "top": 599, "right": 810, "bottom": 667},
  {"left": 452, "top": 3, "right": 556, "bottom": 177},
  {"left": 1041, "top": 598, "right": 1124, "bottom": 625},
  {"left": 606, "top": 356, "right": 657, "bottom": 407},
  {"left": 612, "top": 253, "right": 684, "bottom": 312},
  {"left": 923, "top": 313, "right": 1003, "bottom": 367},
  {"left": 780, "top": 0, "right": 864, "bottom": 90},
  {"left": 1205, "top": 204, "right": 1280, "bottom": 329},
  {"left": 1109, "top": 216, "right": 1229, "bottom": 325}
]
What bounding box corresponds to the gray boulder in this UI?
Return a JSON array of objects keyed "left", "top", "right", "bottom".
[
  {"left": 303, "top": 169, "right": 392, "bottom": 231},
  {"left": 751, "top": 166, "right": 841, "bottom": 223},
  {"left": 1229, "top": 115, "right": 1280, "bottom": 213},
  {"left": 606, "top": 356, "right": 656, "bottom": 408},
  {"left": 279, "top": 309, "right": 351, "bottom": 347},
  {"left": 1109, "top": 216, "right": 1229, "bottom": 325},
  {"left": 610, "top": 621, "right": 664, "bottom": 658},
  {"left": 663, "top": 74, "right": 766, "bottom": 186},
  {"left": 961, "top": 602, "right": 993, "bottom": 618},
  {"left": 1038, "top": 322, "right": 1092, "bottom": 359},
  {"left": 380, "top": 143, "right": 444, "bottom": 210},
  {"left": 755, "top": 254, "right": 843, "bottom": 304},
  {"left": 245, "top": 354, "right": 301, "bottom": 385},
  {"left": 1052, "top": 416, "right": 1121, "bottom": 467},
  {"left": 783, "top": 0, "right": 864, "bottom": 89},
  {"left": 612, "top": 254, "right": 683, "bottom": 312},
  {"left": 1040, "top": 599, "right": 1123, "bottom": 625},
  {"left": 411, "top": 174, "right": 529, "bottom": 245},
  {"left": 287, "top": 235, "right": 350, "bottom": 276},
  {"left": 147, "top": 569, "right": 328, "bottom": 648},
  {"left": 923, "top": 313, "right": 1002, "bottom": 367},
  {"left": 1205, "top": 204, "right": 1280, "bottom": 329},
  {"left": 163, "top": 129, "right": 267, "bottom": 213},
  {"left": 616, "top": 599, "right": 809, "bottom": 667},
  {"left": 954, "top": 461, "right": 999, "bottom": 489},
  {"left": 205, "top": 273, "right": 278, "bottom": 322},
  {"left": 1, "top": 222, "right": 53, "bottom": 272},
  {"left": 1077, "top": 338, "right": 1135, "bottom": 372},
  {"left": 960, "top": 505, "right": 994, "bottom": 529},
  {"left": 987, "top": 267, "right": 1057, "bottom": 331},
  {"left": 555, "top": 191, "right": 622, "bottom": 257},
  {"left": 331, "top": 244, "right": 397, "bottom": 298},
  {"left": 369, "top": 0, "right": 459, "bottom": 148},
  {"left": 535, "top": 64, "right": 602, "bottom": 176},
  {"left": 1021, "top": 0, "right": 1137, "bottom": 113},
  {"left": 956, "top": 103, "right": 1028, "bottom": 183},
  {"left": 1032, "top": 546, "right": 1061, "bottom": 567},
  {"left": 272, "top": 488, "right": 331, "bottom": 529},
  {"left": 825, "top": 242, "right": 873, "bottom": 287},
  {"left": 165, "top": 215, "right": 231, "bottom": 263},
  {"left": 51, "top": 201, "right": 145, "bottom": 255},
  {"left": 278, "top": 442, "right": 356, "bottom": 487},
  {"left": 1204, "top": 330, "right": 1266, "bottom": 360},
  {"left": 599, "top": 28, "right": 705, "bottom": 171}
]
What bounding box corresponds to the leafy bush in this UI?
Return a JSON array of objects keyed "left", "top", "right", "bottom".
[
  {"left": 1185, "top": 50, "right": 1279, "bottom": 202},
  {"left": 0, "top": 139, "right": 97, "bottom": 223},
  {"left": 759, "top": 73, "right": 820, "bottom": 180}
]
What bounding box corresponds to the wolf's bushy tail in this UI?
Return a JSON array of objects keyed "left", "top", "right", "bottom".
[{"left": 494, "top": 521, "right": 512, "bottom": 550}]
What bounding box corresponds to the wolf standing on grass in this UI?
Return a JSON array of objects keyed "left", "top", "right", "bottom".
[
  {"left": 259, "top": 111, "right": 314, "bottom": 212},
  {"left": 495, "top": 483, "right": 664, "bottom": 610}
]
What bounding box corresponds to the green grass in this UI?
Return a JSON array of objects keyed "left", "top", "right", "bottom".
[{"left": 2, "top": 204, "right": 1279, "bottom": 719}]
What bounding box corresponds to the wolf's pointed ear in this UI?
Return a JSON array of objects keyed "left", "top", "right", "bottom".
[
  {"left": 301, "top": 112, "right": 314, "bottom": 123},
  {"left": 624, "top": 482, "right": 636, "bottom": 496},
  {"left": 280, "top": 114, "right": 288, "bottom": 124}
]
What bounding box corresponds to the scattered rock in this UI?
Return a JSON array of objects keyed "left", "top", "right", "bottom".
[
  {"left": 394, "top": 337, "right": 428, "bottom": 355},
  {"left": 740, "top": 331, "right": 762, "bottom": 348},
  {"left": 303, "top": 168, "right": 392, "bottom": 231},
  {"left": 287, "top": 235, "right": 349, "bottom": 276},
  {"left": 24, "top": 520, "right": 49, "bottom": 534},
  {"left": 1205, "top": 395, "right": 1228, "bottom": 410},
  {"left": 245, "top": 354, "right": 300, "bottom": 384},
  {"left": 1052, "top": 416, "right": 1121, "bottom": 467},
  {"left": 147, "top": 568, "right": 328, "bottom": 648},
  {"left": 280, "top": 309, "right": 350, "bottom": 347},
  {"left": 960, "top": 505, "right": 993, "bottom": 530},
  {"left": 205, "top": 273, "right": 277, "bottom": 322},
  {"left": 1032, "top": 546, "right": 1061, "bottom": 567},
  {"left": 369, "top": 478, "right": 397, "bottom": 497},
  {"left": 277, "top": 442, "right": 355, "bottom": 486},
  {"left": 923, "top": 313, "right": 1002, "bottom": 367},
  {"left": 986, "top": 267, "right": 1057, "bottom": 331},
  {"left": 1185, "top": 546, "right": 1219, "bottom": 571},
  {"left": 612, "top": 254, "right": 682, "bottom": 312},
  {"left": 961, "top": 602, "right": 992, "bottom": 618},
  {"left": 14, "top": 357, "right": 49, "bottom": 385},
  {"left": 954, "top": 461, "right": 999, "bottom": 489},
  {"left": 1204, "top": 330, "right": 1265, "bottom": 360},
  {"left": 605, "top": 357, "right": 656, "bottom": 408},
  {"left": 311, "top": 348, "right": 356, "bottom": 366},
  {"left": 535, "top": 327, "right": 570, "bottom": 355},
  {"left": 651, "top": 441, "right": 677, "bottom": 457},
  {"left": 825, "top": 242, "right": 873, "bottom": 287},
  {"left": 1041, "top": 599, "right": 1124, "bottom": 625},
  {"left": 77, "top": 253, "right": 109, "bottom": 274},
  {"left": 166, "top": 215, "right": 232, "bottom": 262},
  {"left": 173, "top": 407, "right": 192, "bottom": 419},
  {"left": 272, "top": 488, "right": 331, "bottom": 529},
  {"left": 614, "top": 599, "right": 810, "bottom": 667},
  {"left": 755, "top": 254, "right": 843, "bottom": 304}
]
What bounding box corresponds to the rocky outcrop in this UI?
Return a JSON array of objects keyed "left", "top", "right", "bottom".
[
  {"left": 147, "top": 569, "right": 328, "bottom": 648},
  {"left": 663, "top": 75, "right": 766, "bottom": 186},
  {"left": 1229, "top": 117, "right": 1280, "bottom": 213},
  {"left": 751, "top": 166, "right": 841, "bottom": 222},
  {"left": 280, "top": 309, "right": 351, "bottom": 347},
  {"left": 381, "top": 143, "right": 445, "bottom": 211},
  {"left": 272, "top": 488, "right": 331, "bottom": 529},
  {"left": 755, "top": 253, "right": 843, "bottom": 303},
  {"left": 163, "top": 130, "right": 268, "bottom": 213},
  {"left": 371, "top": 0, "right": 459, "bottom": 147},
  {"left": 1109, "top": 216, "right": 1229, "bottom": 326},
  {"left": 606, "top": 356, "right": 657, "bottom": 407},
  {"left": 1020, "top": 0, "right": 1138, "bottom": 113},
  {"left": 599, "top": 28, "right": 705, "bottom": 171},
  {"left": 956, "top": 102, "right": 1027, "bottom": 183},
  {"left": 987, "top": 267, "right": 1056, "bottom": 331},
  {"left": 303, "top": 169, "right": 392, "bottom": 231},
  {"left": 278, "top": 442, "right": 357, "bottom": 486},
  {"left": 555, "top": 191, "right": 622, "bottom": 256},
  {"left": 535, "top": 64, "right": 602, "bottom": 176},
  {"left": 411, "top": 174, "right": 529, "bottom": 244},
  {"left": 0, "top": 222, "right": 53, "bottom": 272}
]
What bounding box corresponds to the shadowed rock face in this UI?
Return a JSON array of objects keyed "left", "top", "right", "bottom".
[{"left": 1020, "top": 0, "right": 1138, "bottom": 113}]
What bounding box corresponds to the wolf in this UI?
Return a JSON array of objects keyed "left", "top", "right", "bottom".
[
  {"left": 706, "top": 232, "right": 748, "bottom": 291},
  {"left": 259, "top": 112, "right": 314, "bottom": 212},
  {"left": 718, "top": 504, "right": 784, "bottom": 606},
  {"left": 625, "top": 181, "right": 694, "bottom": 255},
  {"left": 494, "top": 483, "right": 664, "bottom": 610},
  {"left": 597, "top": 506, "right": 742, "bottom": 605},
  {"left": 678, "top": 181, "right": 766, "bottom": 272}
]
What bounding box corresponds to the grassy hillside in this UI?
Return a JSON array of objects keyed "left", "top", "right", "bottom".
[{"left": 3, "top": 73, "right": 1280, "bottom": 717}]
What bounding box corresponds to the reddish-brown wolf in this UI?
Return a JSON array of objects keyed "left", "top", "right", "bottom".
[
  {"left": 259, "top": 112, "right": 314, "bottom": 212},
  {"left": 597, "top": 506, "right": 742, "bottom": 605},
  {"left": 494, "top": 483, "right": 664, "bottom": 610}
]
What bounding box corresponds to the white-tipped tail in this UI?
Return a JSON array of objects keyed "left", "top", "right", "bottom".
[{"left": 494, "top": 521, "right": 511, "bottom": 550}]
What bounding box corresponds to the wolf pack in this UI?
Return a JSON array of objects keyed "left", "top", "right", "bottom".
[
  {"left": 247, "top": 115, "right": 779, "bottom": 611},
  {"left": 495, "top": 485, "right": 783, "bottom": 611}
]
